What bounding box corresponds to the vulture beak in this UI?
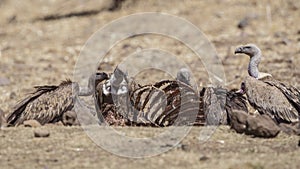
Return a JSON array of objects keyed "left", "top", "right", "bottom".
[{"left": 234, "top": 46, "right": 244, "bottom": 54}]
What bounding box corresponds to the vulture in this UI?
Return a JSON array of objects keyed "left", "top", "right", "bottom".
[
  {"left": 6, "top": 73, "right": 107, "bottom": 126},
  {"left": 6, "top": 80, "right": 78, "bottom": 126},
  {"left": 176, "top": 68, "right": 192, "bottom": 86},
  {"left": 95, "top": 67, "right": 139, "bottom": 125},
  {"left": 202, "top": 87, "right": 248, "bottom": 126},
  {"left": 95, "top": 67, "right": 248, "bottom": 127},
  {"left": 235, "top": 44, "right": 300, "bottom": 124}
]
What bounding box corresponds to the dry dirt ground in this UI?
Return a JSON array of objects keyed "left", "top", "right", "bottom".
[{"left": 0, "top": 0, "right": 300, "bottom": 168}]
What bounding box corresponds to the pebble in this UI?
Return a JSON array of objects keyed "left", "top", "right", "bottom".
[
  {"left": 9, "top": 92, "right": 16, "bottom": 99},
  {"left": 177, "top": 143, "right": 190, "bottom": 152},
  {"left": 62, "top": 111, "right": 79, "bottom": 126},
  {"left": 217, "top": 140, "right": 225, "bottom": 144},
  {"left": 199, "top": 155, "right": 210, "bottom": 161},
  {"left": 34, "top": 129, "right": 50, "bottom": 138},
  {"left": 237, "top": 17, "right": 249, "bottom": 29},
  {"left": 23, "top": 120, "right": 42, "bottom": 127}
]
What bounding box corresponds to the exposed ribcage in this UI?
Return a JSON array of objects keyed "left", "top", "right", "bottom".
[{"left": 127, "top": 80, "right": 204, "bottom": 126}]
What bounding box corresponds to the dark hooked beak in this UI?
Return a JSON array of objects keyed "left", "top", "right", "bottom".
[{"left": 234, "top": 46, "right": 244, "bottom": 54}]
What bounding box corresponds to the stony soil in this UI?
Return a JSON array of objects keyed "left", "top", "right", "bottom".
[{"left": 0, "top": 0, "right": 300, "bottom": 168}]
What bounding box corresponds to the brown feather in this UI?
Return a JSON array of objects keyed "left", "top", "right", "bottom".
[
  {"left": 7, "top": 80, "right": 76, "bottom": 126},
  {"left": 244, "top": 76, "right": 299, "bottom": 123}
]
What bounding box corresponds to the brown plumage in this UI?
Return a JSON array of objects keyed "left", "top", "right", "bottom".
[
  {"left": 244, "top": 76, "right": 299, "bottom": 123},
  {"left": 7, "top": 80, "right": 78, "bottom": 126},
  {"left": 202, "top": 87, "right": 227, "bottom": 125},
  {"left": 225, "top": 89, "right": 248, "bottom": 114},
  {"left": 235, "top": 44, "right": 300, "bottom": 124},
  {"left": 202, "top": 87, "right": 248, "bottom": 125}
]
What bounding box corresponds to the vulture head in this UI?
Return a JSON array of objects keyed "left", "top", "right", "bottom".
[
  {"left": 235, "top": 44, "right": 263, "bottom": 79},
  {"left": 176, "top": 68, "right": 191, "bottom": 86},
  {"left": 235, "top": 44, "right": 272, "bottom": 80},
  {"left": 105, "top": 67, "right": 129, "bottom": 96},
  {"left": 111, "top": 67, "right": 129, "bottom": 95},
  {"left": 78, "top": 72, "right": 109, "bottom": 96},
  {"left": 234, "top": 44, "right": 261, "bottom": 57}
]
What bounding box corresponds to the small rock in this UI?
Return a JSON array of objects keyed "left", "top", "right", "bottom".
[
  {"left": 108, "top": 0, "right": 125, "bottom": 11},
  {"left": 276, "top": 38, "right": 291, "bottom": 45},
  {"left": 23, "top": 120, "right": 42, "bottom": 127},
  {"left": 217, "top": 140, "right": 225, "bottom": 144},
  {"left": 7, "top": 15, "right": 16, "bottom": 23},
  {"left": 288, "top": 1, "right": 299, "bottom": 11},
  {"left": 274, "top": 31, "right": 287, "bottom": 38},
  {"left": 122, "top": 44, "right": 130, "bottom": 49},
  {"left": 298, "top": 140, "right": 300, "bottom": 147},
  {"left": 9, "top": 92, "right": 17, "bottom": 99},
  {"left": 237, "top": 14, "right": 258, "bottom": 30},
  {"left": 34, "top": 129, "right": 50, "bottom": 138},
  {"left": 177, "top": 144, "right": 190, "bottom": 152},
  {"left": 237, "top": 17, "right": 249, "bottom": 29},
  {"left": 62, "top": 111, "right": 79, "bottom": 126},
  {"left": 199, "top": 155, "right": 209, "bottom": 161}
]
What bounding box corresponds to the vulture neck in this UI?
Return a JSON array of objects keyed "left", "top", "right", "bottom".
[{"left": 248, "top": 51, "right": 261, "bottom": 79}]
